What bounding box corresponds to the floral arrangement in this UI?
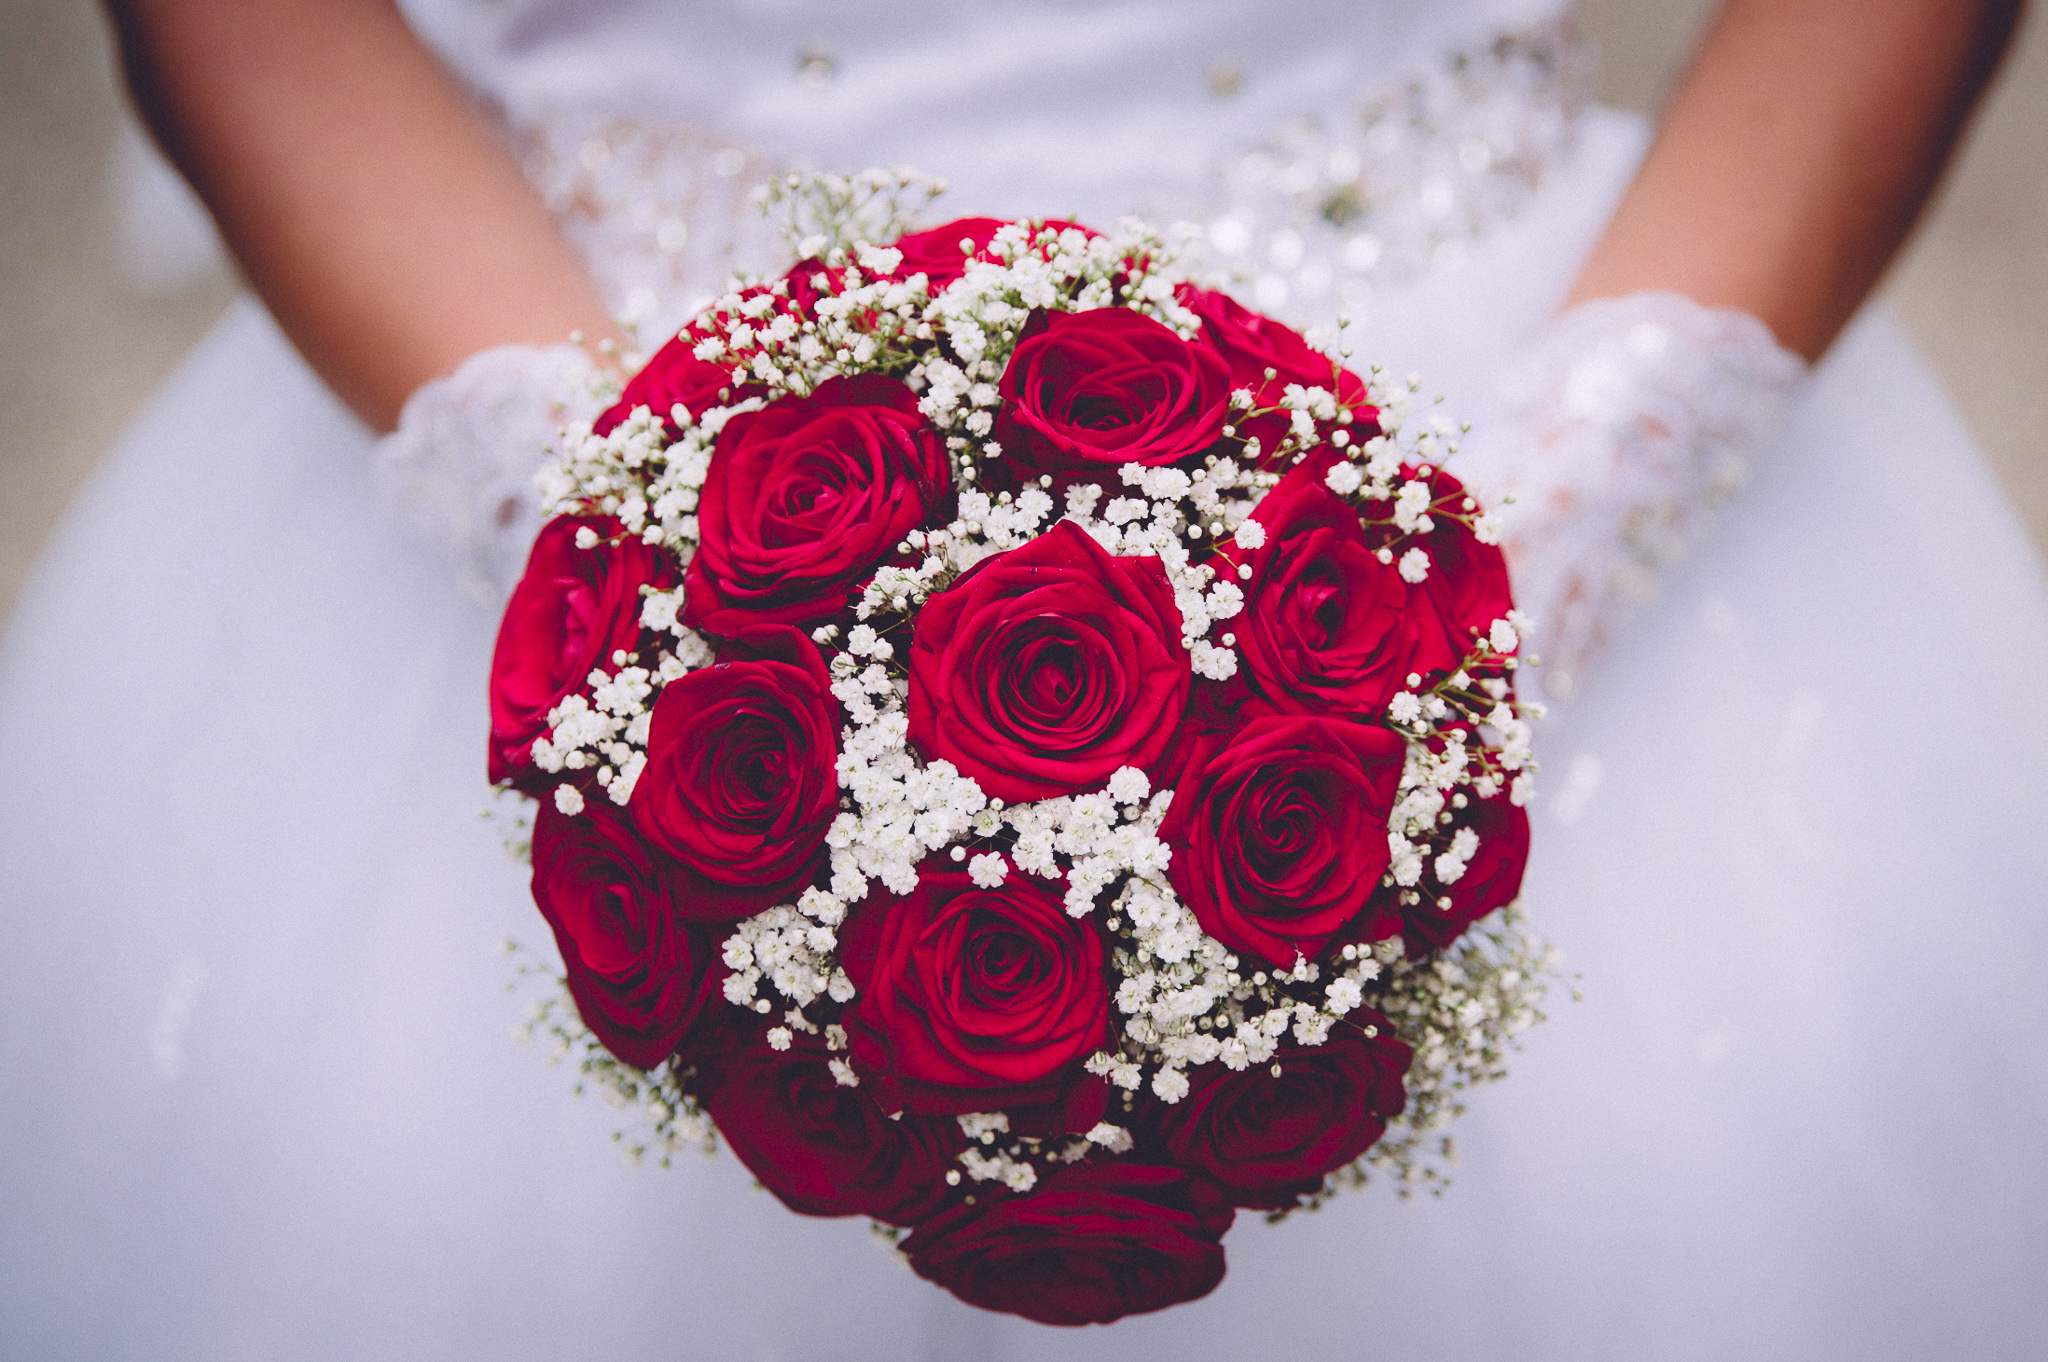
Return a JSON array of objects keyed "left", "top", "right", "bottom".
[{"left": 492, "top": 173, "right": 1553, "bottom": 1326}]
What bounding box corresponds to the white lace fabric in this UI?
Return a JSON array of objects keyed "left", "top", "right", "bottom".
[
  {"left": 1456, "top": 291, "right": 1809, "bottom": 700},
  {"left": 373, "top": 341, "right": 605, "bottom": 604}
]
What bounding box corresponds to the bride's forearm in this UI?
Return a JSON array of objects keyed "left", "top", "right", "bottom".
[
  {"left": 1467, "top": 0, "right": 2020, "bottom": 695},
  {"left": 105, "top": 0, "right": 621, "bottom": 433},
  {"left": 1570, "top": 0, "right": 2023, "bottom": 360}
]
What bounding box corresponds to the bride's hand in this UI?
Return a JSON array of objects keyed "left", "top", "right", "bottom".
[{"left": 105, "top": 0, "right": 623, "bottom": 433}]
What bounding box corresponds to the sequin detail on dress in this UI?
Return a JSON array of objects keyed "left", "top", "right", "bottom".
[{"left": 1188, "top": 17, "right": 1593, "bottom": 318}]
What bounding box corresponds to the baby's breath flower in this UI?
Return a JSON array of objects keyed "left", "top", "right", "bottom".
[{"left": 515, "top": 183, "right": 1554, "bottom": 1218}]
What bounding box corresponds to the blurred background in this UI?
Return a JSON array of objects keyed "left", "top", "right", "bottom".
[{"left": 2, "top": 0, "right": 2043, "bottom": 618}]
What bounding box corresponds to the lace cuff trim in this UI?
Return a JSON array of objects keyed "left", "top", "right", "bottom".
[
  {"left": 1456, "top": 291, "right": 1809, "bottom": 700},
  {"left": 373, "top": 342, "right": 605, "bottom": 604}
]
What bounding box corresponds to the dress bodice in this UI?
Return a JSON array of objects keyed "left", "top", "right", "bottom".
[
  {"left": 400, "top": 0, "right": 1586, "bottom": 347},
  {"left": 413, "top": 0, "right": 1558, "bottom": 211}
]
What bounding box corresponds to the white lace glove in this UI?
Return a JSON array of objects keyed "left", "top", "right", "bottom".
[
  {"left": 373, "top": 342, "right": 607, "bottom": 604},
  {"left": 1455, "top": 291, "right": 1809, "bottom": 700}
]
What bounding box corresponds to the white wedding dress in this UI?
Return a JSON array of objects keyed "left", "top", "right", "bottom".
[{"left": 5, "top": 2, "right": 2048, "bottom": 1358}]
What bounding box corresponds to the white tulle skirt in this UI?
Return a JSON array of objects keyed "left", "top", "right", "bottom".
[{"left": 4, "top": 117, "right": 2047, "bottom": 1360}]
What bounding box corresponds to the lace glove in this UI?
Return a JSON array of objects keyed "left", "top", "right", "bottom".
[
  {"left": 373, "top": 342, "right": 607, "bottom": 604},
  {"left": 1454, "top": 291, "right": 1809, "bottom": 700}
]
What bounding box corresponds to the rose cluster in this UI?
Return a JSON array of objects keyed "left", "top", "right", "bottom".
[{"left": 493, "top": 201, "right": 1544, "bottom": 1326}]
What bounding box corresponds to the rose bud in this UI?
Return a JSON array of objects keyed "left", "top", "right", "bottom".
[
  {"left": 1161, "top": 712, "right": 1405, "bottom": 968},
  {"left": 683, "top": 375, "right": 947, "bottom": 632},
  {"left": 631, "top": 624, "right": 838, "bottom": 920},
  {"left": 907, "top": 519, "right": 1189, "bottom": 803},
  {"left": 1223, "top": 469, "right": 1462, "bottom": 717},
  {"left": 1176, "top": 284, "right": 1377, "bottom": 460},
  {"left": 489, "top": 515, "right": 672, "bottom": 791},
  {"left": 993, "top": 307, "right": 1230, "bottom": 479},
  {"left": 699, "top": 1031, "right": 964, "bottom": 1226},
  {"left": 530, "top": 798, "right": 717, "bottom": 1069},
  {"left": 901, "top": 1162, "right": 1233, "bottom": 1326},
  {"left": 1152, "top": 1025, "right": 1411, "bottom": 1210},
  {"left": 838, "top": 863, "right": 1108, "bottom": 1117}
]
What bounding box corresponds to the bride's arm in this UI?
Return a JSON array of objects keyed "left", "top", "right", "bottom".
[
  {"left": 1469, "top": 0, "right": 2022, "bottom": 696},
  {"left": 105, "top": 0, "right": 621, "bottom": 433},
  {"left": 1572, "top": 0, "right": 2024, "bottom": 359}
]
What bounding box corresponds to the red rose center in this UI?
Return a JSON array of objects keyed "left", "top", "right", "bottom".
[
  {"left": 789, "top": 1077, "right": 867, "bottom": 1143},
  {"left": 1286, "top": 558, "right": 1347, "bottom": 650},
  {"left": 1226, "top": 765, "right": 1343, "bottom": 903},
  {"left": 1248, "top": 774, "right": 1322, "bottom": 859},
  {"left": 991, "top": 618, "right": 1118, "bottom": 744},
  {"left": 701, "top": 714, "right": 794, "bottom": 820},
  {"left": 763, "top": 447, "right": 856, "bottom": 546},
  {"left": 1058, "top": 367, "right": 1164, "bottom": 430},
  {"left": 1057, "top": 367, "right": 1170, "bottom": 432},
  {"left": 967, "top": 920, "right": 1046, "bottom": 1003},
  {"left": 582, "top": 885, "right": 646, "bottom": 977},
  {"left": 1226, "top": 1074, "right": 1331, "bottom": 1148}
]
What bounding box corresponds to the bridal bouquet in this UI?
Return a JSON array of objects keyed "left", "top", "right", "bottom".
[{"left": 493, "top": 179, "right": 1550, "bottom": 1325}]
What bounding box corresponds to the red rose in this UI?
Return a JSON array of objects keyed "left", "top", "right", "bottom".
[
  {"left": 1161, "top": 713, "right": 1406, "bottom": 967},
  {"left": 1225, "top": 467, "right": 1457, "bottom": 717},
  {"left": 630, "top": 625, "right": 838, "bottom": 919},
  {"left": 1153, "top": 1025, "right": 1411, "bottom": 1210},
  {"left": 907, "top": 520, "right": 1190, "bottom": 802},
  {"left": 489, "top": 516, "right": 671, "bottom": 790},
  {"left": 889, "top": 217, "right": 1098, "bottom": 290},
  {"left": 1400, "top": 789, "right": 1531, "bottom": 953},
  {"left": 775, "top": 258, "right": 843, "bottom": 315},
  {"left": 1177, "top": 287, "right": 1370, "bottom": 400},
  {"left": 901, "top": 1162, "right": 1233, "bottom": 1326},
  {"left": 839, "top": 864, "right": 1108, "bottom": 1116},
  {"left": 1177, "top": 284, "right": 1377, "bottom": 460},
  {"left": 682, "top": 375, "right": 947, "bottom": 632},
  {"left": 1410, "top": 465, "right": 1515, "bottom": 664},
  {"left": 993, "top": 307, "right": 1230, "bottom": 479},
  {"left": 593, "top": 330, "right": 740, "bottom": 438},
  {"left": 701, "top": 1031, "right": 964, "bottom": 1225},
  {"left": 530, "top": 799, "right": 716, "bottom": 1069},
  {"left": 890, "top": 217, "right": 1007, "bottom": 289}
]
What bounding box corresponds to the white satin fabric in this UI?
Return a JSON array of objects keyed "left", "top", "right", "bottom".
[{"left": 5, "top": 2, "right": 2048, "bottom": 1358}]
